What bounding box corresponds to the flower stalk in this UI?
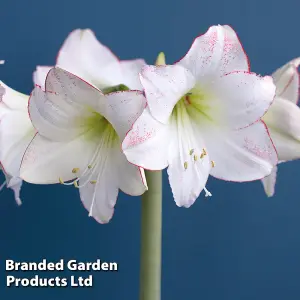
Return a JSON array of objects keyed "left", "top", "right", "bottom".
[{"left": 139, "top": 52, "right": 165, "bottom": 300}]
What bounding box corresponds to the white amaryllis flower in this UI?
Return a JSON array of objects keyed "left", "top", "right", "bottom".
[
  {"left": 33, "top": 29, "right": 146, "bottom": 91},
  {"left": 20, "top": 67, "right": 147, "bottom": 223},
  {"left": 261, "top": 58, "right": 300, "bottom": 196},
  {"left": 0, "top": 82, "right": 35, "bottom": 205},
  {"left": 122, "top": 25, "right": 278, "bottom": 207}
]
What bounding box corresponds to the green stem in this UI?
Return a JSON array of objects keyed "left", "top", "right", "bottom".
[{"left": 139, "top": 170, "right": 162, "bottom": 300}]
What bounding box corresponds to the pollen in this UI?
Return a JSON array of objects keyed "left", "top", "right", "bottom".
[
  {"left": 211, "top": 160, "right": 215, "bottom": 167},
  {"left": 202, "top": 148, "right": 207, "bottom": 155},
  {"left": 189, "top": 149, "right": 194, "bottom": 155},
  {"left": 90, "top": 180, "right": 97, "bottom": 184},
  {"left": 72, "top": 168, "right": 80, "bottom": 174},
  {"left": 194, "top": 155, "right": 198, "bottom": 161},
  {"left": 184, "top": 161, "right": 188, "bottom": 169},
  {"left": 59, "top": 177, "right": 64, "bottom": 184}
]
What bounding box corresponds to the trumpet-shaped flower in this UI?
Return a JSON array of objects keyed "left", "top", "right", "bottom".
[
  {"left": 122, "top": 25, "right": 278, "bottom": 207},
  {"left": 33, "top": 29, "right": 146, "bottom": 91},
  {"left": 0, "top": 82, "right": 35, "bottom": 205},
  {"left": 20, "top": 67, "right": 147, "bottom": 223},
  {"left": 261, "top": 58, "right": 300, "bottom": 196}
]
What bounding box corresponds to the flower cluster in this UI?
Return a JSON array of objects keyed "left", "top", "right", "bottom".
[{"left": 1, "top": 25, "right": 299, "bottom": 223}]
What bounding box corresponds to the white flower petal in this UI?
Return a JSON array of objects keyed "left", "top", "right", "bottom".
[
  {"left": 115, "top": 150, "right": 147, "bottom": 196},
  {"left": 176, "top": 25, "right": 249, "bottom": 81},
  {"left": 33, "top": 66, "right": 52, "bottom": 88},
  {"left": 263, "top": 97, "right": 300, "bottom": 161},
  {"left": 56, "top": 29, "right": 123, "bottom": 88},
  {"left": 122, "top": 108, "right": 173, "bottom": 170},
  {"left": 272, "top": 57, "right": 300, "bottom": 104},
  {"left": 0, "top": 81, "right": 28, "bottom": 111},
  {"left": 103, "top": 91, "right": 146, "bottom": 140},
  {"left": 0, "top": 170, "right": 23, "bottom": 206},
  {"left": 209, "top": 72, "right": 275, "bottom": 129},
  {"left": 199, "top": 121, "right": 277, "bottom": 181},
  {"left": 79, "top": 151, "right": 119, "bottom": 224},
  {"left": 140, "top": 65, "right": 196, "bottom": 124},
  {"left": 20, "top": 133, "right": 99, "bottom": 184},
  {"left": 261, "top": 165, "right": 277, "bottom": 197},
  {"left": 29, "top": 68, "right": 105, "bottom": 141},
  {"left": 120, "top": 59, "right": 146, "bottom": 90},
  {"left": 0, "top": 111, "right": 35, "bottom": 177}
]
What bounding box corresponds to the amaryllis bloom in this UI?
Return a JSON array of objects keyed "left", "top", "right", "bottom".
[
  {"left": 122, "top": 25, "right": 278, "bottom": 207},
  {"left": 33, "top": 29, "right": 146, "bottom": 91},
  {"left": 0, "top": 82, "right": 35, "bottom": 205},
  {"left": 20, "top": 67, "right": 147, "bottom": 223},
  {"left": 261, "top": 58, "right": 300, "bottom": 196}
]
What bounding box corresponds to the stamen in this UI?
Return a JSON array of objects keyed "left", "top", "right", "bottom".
[
  {"left": 189, "top": 149, "right": 194, "bottom": 155},
  {"left": 72, "top": 168, "right": 80, "bottom": 174},
  {"left": 200, "top": 153, "right": 204, "bottom": 159},
  {"left": 211, "top": 160, "right": 215, "bottom": 167},
  {"left": 204, "top": 187, "right": 212, "bottom": 197},
  {"left": 74, "top": 181, "right": 79, "bottom": 188},
  {"left": 194, "top": 155, "right": 198, "bottom": 161},
  {"left": 90, "top": 180, "right": 97, "bottom": 184},
  {"left": 202, "top": 148, "right": 207, "bottom": 155},
  {"left": 59, "top": 177, "right": 64, "bottom": 184},
  {"left": 88, "top": 165, "right": 92, "bottom": 169},
  {"left": 184, "top": 162, "right": 188, "bottom": 170}
]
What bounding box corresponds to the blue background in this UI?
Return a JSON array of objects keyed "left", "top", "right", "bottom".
[{"left": 1, "top": 0, "right": 300, "bottom": 299}]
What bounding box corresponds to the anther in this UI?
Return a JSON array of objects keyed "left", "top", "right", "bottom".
[
  {"left": 194, "top": 155, "right": 198, "bottom": 161},
  {"left": 90, "top": 180, "right": 97, "bottom": 184},
  {"left": 189, "top": 149, "right": 194, "bottom": 155},
  {"left": 74, "top": 181, "right": 79, "bottom": 188},
  {"left": 72, "top": 168, "right": 79, "bottom": 173},
  {"left": 202, "top": 148, "right": 207, "bottom": 155},
  {"left": 184, "top": 162, "right": 188, "bottom": 170},
  {"left": 211, "top": 161, "right": 215, "bottom": 168},
  {"left": 88, "top": 165, "right": 92, "bottom": 169},
  {"left": 59, "top": 177, "right": 64, "bottom": 184},
  {"left": 200, "top": 153, "right": 204, "bottom": 159}
]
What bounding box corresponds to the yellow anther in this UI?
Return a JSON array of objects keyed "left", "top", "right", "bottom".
[
  {"left": 189, "top": 149, "right": 194, "bottom": 155},
  {"left": 194, "top": 155, "right": 198, "bottom": 161},
  {"left": 74, "top": 181, "right": 79, "bottom": 188},
  {"left": 72, "top": 168, "right": 79, "bottom": 174},
  {"left": 184, "top": 162, "right": 188, "bottom": 169},
  {"left": 202, "top": 148, "right": 207, "bottom": 155},
  {"left": 200, "top": 153, "right": 204, "bottom": 159},
  {"left": 59, "top": 177, "right": 64, "bottom": 184},
  {"left": 90, "top": 180, "right": 97, "bottom": 184},
  {"left": 88, "top": 165, "right": 92, "bottom": 169},
  {"left": 211, "top": 160, "right": 215, "bottom": 168}
]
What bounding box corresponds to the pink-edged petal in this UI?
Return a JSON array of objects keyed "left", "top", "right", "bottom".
[
  {"left": 176, "top": 25, "right": 249, "bottom": 81},
  {"left": 29, "top": 67, "right": 105, "bottom": 141},
  {"left": 0, "top": 81, "right": 28, "bottom": 112},
  {"left": 56, "top": 29, "right": 123, "bottom": 88},
  {"left": 33, "top": 66, "right": 52, "bottom": 88},
  {"left": 140, "top": 65, "right": 196, "bottom": 124},
  {"left": 199, "top": 121, "right": 278, "bottom": 181},
  {"left": 122, "top": 108, "right": 173, "bottom": 170},
  {"left": 263, "top": 97, "right": 300, "bottom": 161},
  {"left": 272, "top": 58, "right": 300, "bottom": 104},
  {"left": 120, "top": 59, "right": 146, "bottom": 90},
  {"left": 103, "top": 91, "right": 146, "bottom": 140},
  {"left": 20, "top": 133, "right": 99, "bottom": 184},
  {"left": 0, "top": 111, "right": 35, "bottom": 178},
  {"left": 208, "top": 72, "right": 275, "bottom": 129},
  {"left": 261, "top": 165, "right": 277, "bottom": 197}
]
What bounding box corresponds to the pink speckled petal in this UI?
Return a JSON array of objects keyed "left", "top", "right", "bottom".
[
  {"left": 103, "top": 91, "right": 146, "bottom": 140},
  {"left": 272, "top": 58, "right": 300, "bottom": 104},
  {"left": 29, "top": 67, "right": 105, "bottom": 141},
  {"left": 261, "top": 165, "right": 277, "bottom": 197},
  {"left": 122, "top": 108, "right": 172, "bottom": 170},
  {"left": 197, "top": 121, "right": 278, "bottom": 181},
  {"left": 176, "top": 25, "right": 249, "bottom": 81},
  {"left": 140, "top": 65, "right": 196, "bottom": 124},
  {"left": 208, "top": 71, "right": 276, "bottom": 129},
  {"left": 56, "top": 29, "right": 123, "bottom": 88}
]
